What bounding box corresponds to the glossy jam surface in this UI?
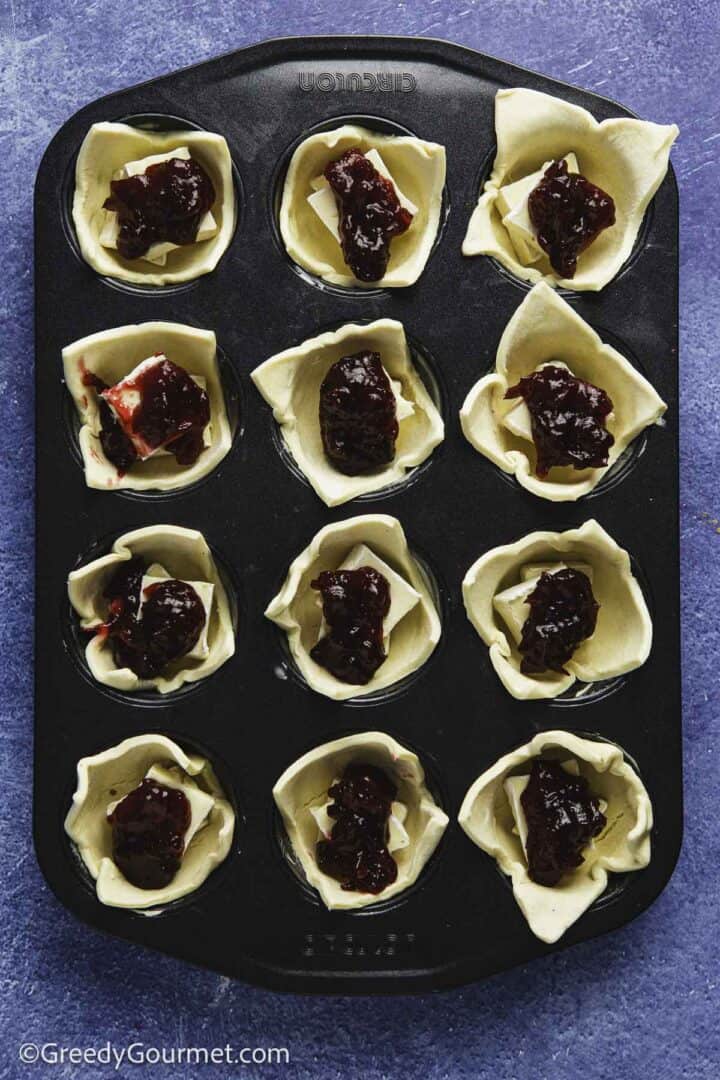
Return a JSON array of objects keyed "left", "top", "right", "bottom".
[
  {"left": 310, "top": 567, "right": 390, "bottom": 685},
  {"left": 519, "top": 568, "right": 599, "bottom": 675},
  {"left": 324, "top": 148, "right": 413, "bottom": 282},
  {"left": 316, "top": 763, "right": 399, "bottom": 894},
  {"left": 527, "top": 159, "right": 616, "bottom": 278},
  {"left": 109, "top": 778, "right": 191, "bottom": 890},
  {"left": 103, "top": 155, "right": 216, "bottom": 261},
  {"left": 319, "top": 351, "right": 399, "bottom": 475},
  {"left": 84, "top": 358, "right": 210, "bottom": 473},
  {"left": 505, "top": 364, "right": 614, "bottom": 477},
  {"left": 521, "top": 758, "right": 606, "bottom": 886},
  {"left": 100, "top": 557, "right": 206, "bottom": 679}
]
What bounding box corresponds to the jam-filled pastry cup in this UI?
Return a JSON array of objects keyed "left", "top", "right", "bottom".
[
  {"left": 252, "top": 319, "right": 444, "bottom": 506},
  {"left": 279, "top": 124, "right": 445, "bottom": 288},
  {"left": 460, "top": 283, "right": 666, "bottom": 501},
  {"left": 72, "top": 122, "right": 235, "bottom": 286},
  {"left": 63, "top": 321, "right": 233, "bottom": 492},
  {"left": 65, "top": 734, "right": 235, "bottom": 910},
  {"left": 462, "top": 88, "right": 678, "bottom": 290},
  {"left": 68, "top": 525, "right": 235, "bottom": 694},
  {"left": 273, "top": 731, "right": 448, "bottom": 910},
  {"left": 458, "top": 730, "right": 652, "bottom": 942},
  {"left": 462, "top": 519, "right": 652, "bottom": 700},
  {"left": 265, "top": 514, "right": 441, "bottom": 701}
]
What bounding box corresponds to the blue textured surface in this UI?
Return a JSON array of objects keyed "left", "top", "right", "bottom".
[{"left": 3, "top": 2, "right": 719, "bottom": 1077}]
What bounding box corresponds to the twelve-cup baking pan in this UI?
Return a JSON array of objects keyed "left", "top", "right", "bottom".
[{"left": 34, "top": 35, "right": 681, "bottom": 994}]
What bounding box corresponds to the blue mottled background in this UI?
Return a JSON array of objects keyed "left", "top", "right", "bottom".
[{"left": 2, "top": 2, "right": 719, "bottom": 1078}]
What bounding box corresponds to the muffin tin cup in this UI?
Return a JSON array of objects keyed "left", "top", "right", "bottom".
[{"left": 35, "top": 35, "right": 681, "bottom": 994}]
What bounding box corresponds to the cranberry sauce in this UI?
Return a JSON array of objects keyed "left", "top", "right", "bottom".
[
  {"left": 103, "top": 155, "right": 215, "bottom": 261},
  {"left": 109, "top": 778, "right": 191, "bottom": 889},
  {"left": 316, "top": 762, "right": 399, "bottom": 894},
  {"left": 527, "top": 159, "right": 615, "bottom": 278},
  {"left": 100, "top": 559, "right": 206, "bottom": 679},
  {"left": 319, "top": 351, "right": 399, "bottom": 475},
  {"left": 324, "top": 148, "right": 413, "bottom": 282},
  {"left": 90, "top": 357, "right": 210, "bottom": 472},
  {"left": 520, "top": 759, "right": 606, "bottom": 886},
  {"left": 519, "top": 568, "right": 599, "bottom": 675},
  {"left": 310, "top": 567, "right": 390, "bottom": 685},
  {"left": 505, "top": 364, "right": 614, "bottom": 477}
]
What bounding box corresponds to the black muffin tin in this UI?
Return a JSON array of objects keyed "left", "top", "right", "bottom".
[{"left": 34, "top": 36, "right": 681, "bottom": 994}]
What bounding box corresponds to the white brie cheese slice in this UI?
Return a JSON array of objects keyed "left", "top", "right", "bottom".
[
  {"left": 139, "top": 562, "right": 214, "bottom": 661},
  {"left": 106, "top": 763, "right": 215, "bottom": 854},
  {"left": 316, "top": 543, "right": 422, "bottom": 647},
  {"left": 389, "top": 374, "right": 415, "bottom": 422},
  {"left": 307, "top": 148, "right": 417, "bottom": 243},
  {"left": 99, "top": 146, "right": 217, "bottom": 266},
  {"left": 504, "top": 759, "right": 607, "bottom": 862},
  {"left": 101, "top": 356, "right": 211, "bottom": 461},
  {"left": 501, "top": 362, "right": 572, "bottom": 443},
  {"left": 311, "top": 791, "right": 409, "bottom": 853},
  {"left": 496, "top": 153, "right": 579, "bottom": 266},
  {"left": 493, "top": 561, "right": 594, "bottom": 646}
]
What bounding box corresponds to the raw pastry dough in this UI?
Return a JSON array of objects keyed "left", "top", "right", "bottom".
[
  {"left": 458, "top": 730, "right": 653, "bottom": 942},
  {"left": 265, "top": 514, "right": 441, "bottom": 700},
  {"left": 460, "top": 283, "right": 666, "bottom": 500},
  {"left": 462, "top": 88, "right": 678, "bottom": 290},
  {"left": 63, "top": 322, "right": 233, "bottom": 492},
  {"left": 462, "top": 519, "right": 652, "bottom": 699},
  {"left": 252, "top": 319, "right": 444, "bottom": 506},
  {"left": 273, "top": 731, "right": 448, "bottom": 910},
  {"left": 65, "top": 733, "right": 235, "bottom": 910},
  {"left": 72, "top": 122, "right": 235, "bottom": 286},
  {"left": 68, "top": 525, "right": 235, "bottom": 694},
  {"left": 279, "top": 125, "right": 445, "bottom": 287}
]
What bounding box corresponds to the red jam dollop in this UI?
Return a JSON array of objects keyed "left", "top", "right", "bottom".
[
  {"left": 324, "top": 148, "right": 413, "bottom": 282},
  {"left": 519, "top": 568, "right": 599, "bottom": 675},
  {"left": 316, "top": 762, "right": 399, "bottom": 894},
  {"left": 310, "top": 567, "right": 390, "bottom": 685},
  {"left": 527, "top": 159, "right": 615, "bottom": 278},
  {"left": 100, "top": 556, "right": 206, "bottom": 679},
  {"left": 505, "top": 364, "right": 614, "bottom": 477},
  {"left": 103, "top": 155, "right": 216, "bottom": 261},
  {"left": 521, "top": 758, "right": 606, "bottom": 886},
  {"left": 108, "top": 778, "right": 191, "bottom": 889},
  {"left": 319, "top": 351, "right": 399, "bottom": 475},
  {"left": 82, "top": 357, "right": 210, "bottom": 474}
]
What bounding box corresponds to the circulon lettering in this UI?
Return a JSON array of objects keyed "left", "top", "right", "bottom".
[{"left": 298, "top": 72, "right": 417, "bottom": 93}]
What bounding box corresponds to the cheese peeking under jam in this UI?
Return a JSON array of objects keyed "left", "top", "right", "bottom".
[
  {"left": 493, "top": 561, "right": 594, "bottom": 646},
  {"left": 307, "top": 148, "right": 418, "bottom": 243},
  {"left": 140, "top": 563, "right": 214, "bottom": 661},
  {"left": 496, "top": 153, "right": 580, "bottom": 266}
]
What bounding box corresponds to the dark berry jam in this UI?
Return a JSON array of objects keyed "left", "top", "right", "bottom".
[
  {"left": 316, "top": 762, "right": 399, "bottom": 894},
  {"left": 324, "top": 148, "right": 413, "bottom": 282},
  {"left": 319, "top": 351, "right": 399, "bottom": 475},
  {"left": 527, "top": 159, "right": 615, "bottom": 278},
  {"left": 100, "top": 559, "right": 206, "bottom": 679},
  {"left": 519, "top": 568, "right": 599, "bottom": 675},
  {"left": 505, "top": 364, "right": 614, "bottom": 477},
  {"left": 310, "top": 567, "right": 390, "bottom": 685},
  {"left": 84, "top": 358, "right": 210, "bottom": 473},
  {"left": 109, "top": 778, "right": 191, "bottom": 889},
  {"left": 103, "top": 155, "right": 215, "bottom": 261},
  {"left": 520, "top": 758, "right": 606, "bottom": 886}
]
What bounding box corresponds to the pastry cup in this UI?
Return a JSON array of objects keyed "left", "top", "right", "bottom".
[
  {"left": 462, "top": 88, "right": 678, "bottom": 290},
  {"left": 72, "top": 122, "right": 235, "bottom": 286},
  {"left": 252, "top": 319, "right": 444, "bottom": 506},
  {"left": 279, "top": 124, "right": 446, "bottom": 288},
  {"left": 65, "top": 733, "right": 235, "bottom": 910},
  {"left": 462, "top": 519, "right": 652, "bottom": 700},
  {"left": 63, "top": 321, "right": 233, "bottom": 492},
  {"left": 458, "top": 730, "right": 652, "bottom": 942},
  {"left": 265, "top": 514, "right": 441, "bottom": 701},
  {"left": 68, "top": 525, "right": 235, "bottom": 694},
  {"left": 274, "top": 731, "right": 448, "bottom": 910},
  {"left": 460, "top": 283, "right": 666, "bottom": 501}
]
